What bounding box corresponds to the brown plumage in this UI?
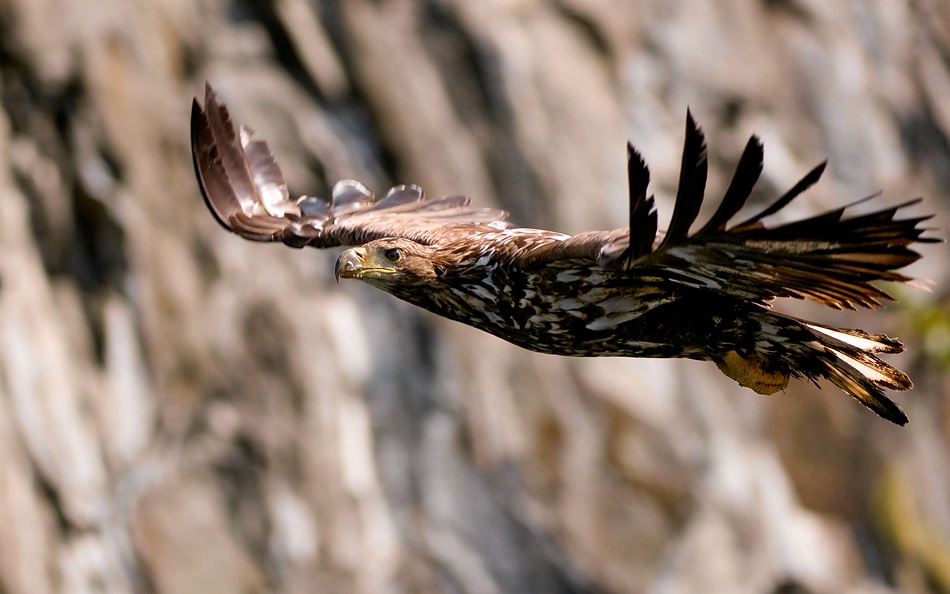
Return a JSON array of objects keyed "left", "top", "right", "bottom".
[{"left": 192, "top": 84, "right": 938, "bottom": 425}]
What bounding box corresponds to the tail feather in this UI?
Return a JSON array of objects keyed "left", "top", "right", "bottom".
[
  {"left": 801, "top": 322, "right": 911, "bottom": 425},
  {"left": 727, "top": 313, "right": 913, "bottom": 425},
  {"left": 804, "top": 322, "right": 904, "bottom": 355}
]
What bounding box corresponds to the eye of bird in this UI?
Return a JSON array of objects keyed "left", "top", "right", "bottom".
[{"left": 383, "top": 248, "right": 402, "bottom": 263}]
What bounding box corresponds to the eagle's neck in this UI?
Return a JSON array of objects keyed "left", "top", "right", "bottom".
[
  {"left": 375, "top": 240, "right": 511, "bottom": 329},
  {"left": 388, "top": 263, "right": 505, "bottom": 324}
]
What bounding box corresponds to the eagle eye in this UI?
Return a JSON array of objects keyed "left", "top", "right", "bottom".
[{"left": 383, "top": 248, "right": 402, "bottom": 263}]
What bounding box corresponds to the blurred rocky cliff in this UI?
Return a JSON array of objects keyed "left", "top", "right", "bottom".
[{"left": 0, "top": 0, "right": 949, "bottom": 592}]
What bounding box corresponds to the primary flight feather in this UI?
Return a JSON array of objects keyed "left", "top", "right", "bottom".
[{"left": 191, "top": 83, "right": 937, "bottom": 425}]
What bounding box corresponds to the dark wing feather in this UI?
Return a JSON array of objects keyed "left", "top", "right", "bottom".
[
  {"left": 546, "top": 143, "right": 657, "bottom": 268},
  {"left": 512, "top": 113, "right": 712, "bottom": 269},
  {"left": 729, "top": 161, "right": 826, "bottom": 231},
  {"left": 191, "top": 84, "right": 510, "bottom": 249},
  {"left": 658, "top": 110, "right": 708, "bottom": 249},
  {"left": 514, "top": 112, "right": 936, "bottom": 309},
  {"left": 626, "top": 143, "right": 658, "bottom": 260},
  {"left": 695, "top": 135, "right": 763, "bottom": 235},
  {"left": 636, "top": 179, "right": 936, "bottom": 309}
]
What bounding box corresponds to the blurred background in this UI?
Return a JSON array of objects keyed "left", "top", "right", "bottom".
[{"left": 0, "top": 0, "right": 949, "bottom": 592}]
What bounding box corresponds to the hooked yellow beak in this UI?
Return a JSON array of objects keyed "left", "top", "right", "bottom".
[{"left": 334, "top": 247, "right": 396, "bottom": 281}]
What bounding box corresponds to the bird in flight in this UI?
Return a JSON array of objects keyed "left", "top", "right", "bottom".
[{"left": 191, "top": 83, "right": 936, "bottom": 425}]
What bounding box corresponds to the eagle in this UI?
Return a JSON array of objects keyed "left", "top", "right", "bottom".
[{"left": 191, "top": 84, "right": 936, "bottom": 425}]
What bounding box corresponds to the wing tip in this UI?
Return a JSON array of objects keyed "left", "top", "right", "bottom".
[
  {"left": 684, "top": 108, "right": 708, "bottom": 154},
  {"left": 625, "top": 138, "right": 657, "bottom": 262},
  {"left": 190, "top": 82, "right": 514, "bottom": 248},
  {"left": 191, "top": 87, "right": 237, "bottom": 233},
  {"left": 658, "top": 109, "right": 709, "bottom": 249},
  {"left": 729, "top": 159, "right": 829, "bottom": 231}
]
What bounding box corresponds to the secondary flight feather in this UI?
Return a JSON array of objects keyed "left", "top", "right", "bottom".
[{"left": 192, "top": 83, "right": 937, "bottom": 425}]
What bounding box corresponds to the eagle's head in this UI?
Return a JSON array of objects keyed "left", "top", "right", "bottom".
[{"left": 335, "top": 238, "right": 446, "bottom": 290}]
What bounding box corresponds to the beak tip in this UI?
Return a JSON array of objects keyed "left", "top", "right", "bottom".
[{"left": 335, "top": 250, "right": 358, "bottom": 281}]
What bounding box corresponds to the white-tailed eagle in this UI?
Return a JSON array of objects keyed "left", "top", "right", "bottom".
[{"left": 192, "top": 84, "right": 937, "bottom": 425}]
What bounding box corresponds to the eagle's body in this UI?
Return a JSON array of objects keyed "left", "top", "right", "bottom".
[
  {"left": 364, "top": 229, "right": 715, "bottom": 358},
  {"left": 191, "top": 84, "right": 937, "bottom": 425},
  {"left": 343, "top": 228, "right": 854, "bottom": 394},
  {"left": 374, "top": 233, "right": 669, "bottom": 355}
]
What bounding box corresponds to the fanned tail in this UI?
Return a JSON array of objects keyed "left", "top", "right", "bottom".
[
  {"left": 800, "top": 321, "right": 910, "bottom": 424},
  {"left": 726, "top": 312, "right": 913, "bottom": 425}
]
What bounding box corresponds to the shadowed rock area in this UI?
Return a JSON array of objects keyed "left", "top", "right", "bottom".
[{"left": 0, "top": 0, "right": 949, "bottom": 592}]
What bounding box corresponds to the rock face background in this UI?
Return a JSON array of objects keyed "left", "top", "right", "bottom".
[{"left": 0, "top": 0, "right": 949, "bottom": 592}]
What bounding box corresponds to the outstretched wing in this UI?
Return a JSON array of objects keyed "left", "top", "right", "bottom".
[
  {"left": 516, "top": 112, "right": 937, "bottom": 310},
  {"left": 191, "top": 84, "right": 510, "bottom": 249}
]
